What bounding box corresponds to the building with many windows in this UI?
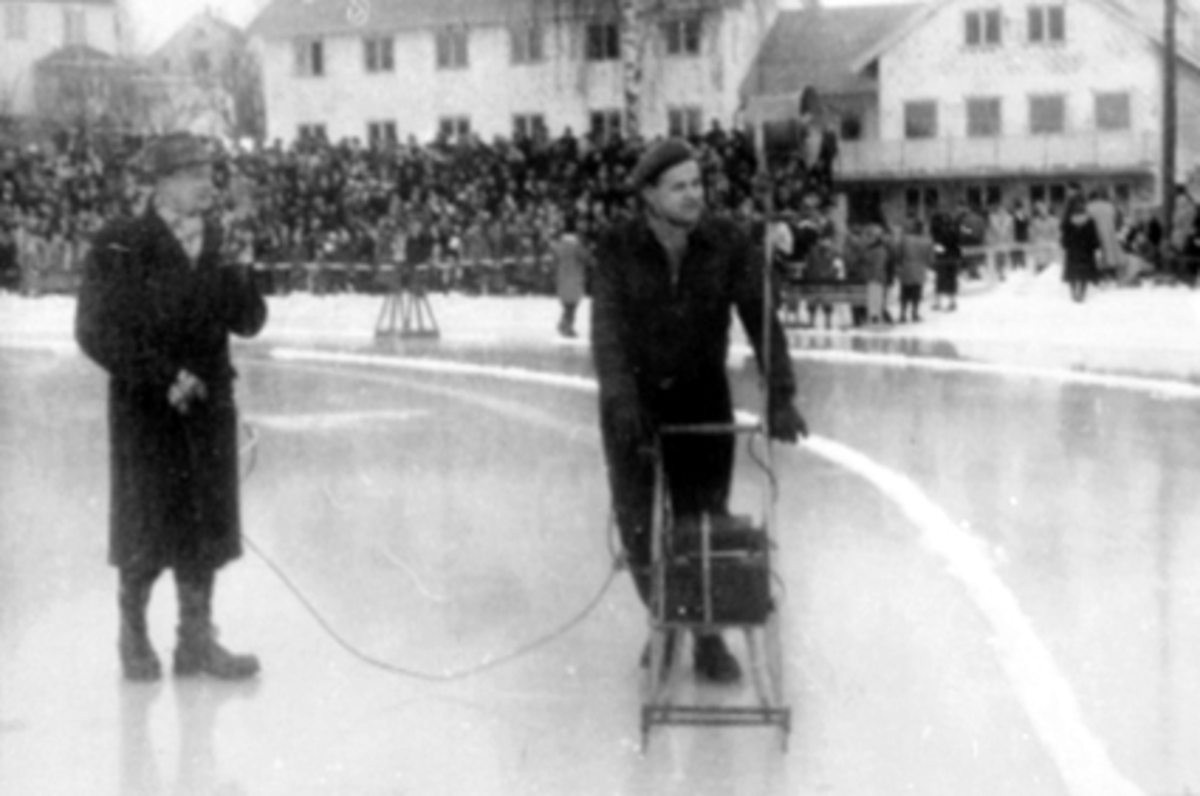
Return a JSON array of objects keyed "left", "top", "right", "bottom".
[
  {"left": 0, "top": 0, "right": 123, "bottom": 118},
  {"left": 745, "top": 0, "right": 1200, "bottom": 220},
  {"left": 247, "top": 0, "right": 779, "bottom": 146}
]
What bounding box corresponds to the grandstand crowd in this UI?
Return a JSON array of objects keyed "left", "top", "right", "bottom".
[{"left": 0, "top": 126, "right": 1195, "bottom": 313}]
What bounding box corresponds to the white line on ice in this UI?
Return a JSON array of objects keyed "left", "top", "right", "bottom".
[
  {"left": 268, "top": 345, "right": 1146, "bottom": 796},
  {"left": 738, "top": 344, "right": 1200, "bottom": 400},
  {"left": 248, "top": 409, "right": 429, "bottom": 432},
  {"left": 803, "top": 436, "right": 1144, "bottom": 796}
]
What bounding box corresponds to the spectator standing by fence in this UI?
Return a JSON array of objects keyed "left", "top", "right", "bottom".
[
  {"left": 551, "top": 217, "right": 591, "bottom": 338},
  {"left": 930, "top": 208, "right": 962, "bottom": 311},
  {"left": 897, "top": 218, "right": 934, "bottom": 323},
  {"left": 1030, "top": 201, "right": 1060, "bottom": 272},
  {"left": 1061, "top": 196, "right": 1101, "bottom": 303},
  {"left": 1087, "top": 188, "right": 1123, "bottom": 284}
]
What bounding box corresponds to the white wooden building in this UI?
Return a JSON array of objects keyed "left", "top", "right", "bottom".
[
  {"left": 247, "top": 0, "right": 779, "bottom": 146},
  {"left": 744, "top": 0, "right": 1200, "bottom": 218},
  {"left": 0, "top": 0, "right": 122, "bottom": 117}
]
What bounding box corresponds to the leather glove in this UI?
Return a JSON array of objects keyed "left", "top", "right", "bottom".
[
  {"left": 768, "top": 400, "right": 808, "bottom": 443},
  {"left": 610, "top": 401, "right": 652, "bottom": 453}
]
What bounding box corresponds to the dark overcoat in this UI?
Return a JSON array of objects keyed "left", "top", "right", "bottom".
[
  {"left": 75, "top": 207, "right": 267, "bottom": 573},
  {"left": 1060, "top": 216, "right": 1101, "bottom": 283}
]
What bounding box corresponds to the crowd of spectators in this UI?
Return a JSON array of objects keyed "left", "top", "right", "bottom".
[
  {"left": 0, "top": 124, "right": 1194, "bottom": 309},
  {"left": 1, "top": 124, "right": 780, "bottom": 297}
]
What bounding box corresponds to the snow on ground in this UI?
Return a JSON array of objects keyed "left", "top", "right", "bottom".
[{"left": 2, "top": 265, "right": 1198, "bottom": 381}]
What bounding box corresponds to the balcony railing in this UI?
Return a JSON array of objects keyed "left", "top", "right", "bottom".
[{"left": 837, "top": 131, "right": 1157, "bottom": 179}]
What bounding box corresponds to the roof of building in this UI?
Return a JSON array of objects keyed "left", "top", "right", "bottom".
[
  {"left": 0, "top": 0, "right": 115, "bottom": 5},
  {"left": 154, "top": 10, "right": 247, "bottom": 59},
  {"left": 849, "top": 0, "right": 1200, "bottom": 74},
  {"left": 248, "top": 0, "right": 628, "bottom": 40},
  {"left": 740, "top": 3, "right": 921, "bottom": 100},
  {"left": 34, "top": 44, "right": 130, "bottom": 71}
]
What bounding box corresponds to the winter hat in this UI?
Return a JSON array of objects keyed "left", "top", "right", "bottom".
[
  {"left": 629, "top": 138, "right": 697, "bottom": 190},
  {"left": 138, "top": 133, "right": 212, "bottom": 179}
]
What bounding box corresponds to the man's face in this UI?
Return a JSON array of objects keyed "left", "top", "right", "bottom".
[
  {"left": 158, "top": 164, "right": 214, "bottom": 217},
  {"left": 642, "top": 160, "right": 704, "bottom": 228}
]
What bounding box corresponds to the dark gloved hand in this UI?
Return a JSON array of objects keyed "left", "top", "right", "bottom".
[
  {"left": 611, "top": 401, "right": 652, "bottom": 452},
  {"left": 768, "top": 401, "right": 808, "bottom": 443}
]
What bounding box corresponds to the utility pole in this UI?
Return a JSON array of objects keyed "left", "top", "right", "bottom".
[
  {"left": 620, "top": 0, "right": 645, "bottom": 140},
  {"left": 1163, "top": 0, "right": 1178, "bottom": 255}
]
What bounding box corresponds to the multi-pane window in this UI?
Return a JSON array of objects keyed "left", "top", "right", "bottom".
[
  {"left": 663, "top": 17, "right": 702, "bottom": 56},
  {"left": 904, "top": 101, "right": 938, "bottom": 139},
  {"left": 4, "top": 4, "right": 28, "bottom": 41},
  {"left": 364, "top": 37, "right": 394, "bottom": 73},
  {"left": 439, "top": 116, "right": 471, "bottom": 140},
  {"left": 966, "top": 184, "right": 1002, "bottom": 210},
  {"left": 510, "top": 23, "right": 544, "bottom": 64},
  {"left": 589, "top": 109, "right": 623, "bottom": 142},
  {"left": 436, "top": 28, "right": 469, "bottom": 69},
  {"left": 298, "top": 124, "right": 327, "bottom": 143},
  {"left": 966, "top": 97, "right": 1002, "bottom": 137},
  {"left": 586, "top": 22, "right": 620, "bottom": 61},
  {"left": 63, "top": 7, "right": 86, "bottom": 46},
  {"left": 1029, "top": 94, "right": 1065, "bottom": 134},
  {"left": 965, "top": 8, "right": 1002, "bottom": 46},
  {"left": 1095, "top": 92, "right": 1131, "bottom": 131},
  {"left": 1028, "top": 5, "right": 1066, "bottom": 43},
  {"left": 513, "top": 114, "right": 547, "bottom": 140},
  {"left": 837, "top": 112, "right": 862, "bottom": 141},
  {"left": 905, "top": 188, "right": 939, "bottom": 219},
  {"left": 1030, "top": 182, "right": 1068, "bottom": 209},
  {"left": 295, "top": 39, "right": 324, "bottom": 77},
  {"left": 667, "top": 106, "right": 703, "bottom": 138},
  {"left": 367, "top": 121, "right": 397, "bottom": 148}
]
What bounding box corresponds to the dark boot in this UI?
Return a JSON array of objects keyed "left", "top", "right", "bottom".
[
  {"left": 119, "top": 569, "right": 161, "bottom": 682},
  {"left": 639, "top": 629, "right": 678, "bottom": 673},
  {"left": 693, "top": 633, "right": 742, "bottom": 684},
  {"left": 174, "top": 569, "right": 260, "bottom": 680}
]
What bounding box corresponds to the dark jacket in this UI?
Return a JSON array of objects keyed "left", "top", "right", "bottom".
[
  {"left": 75, "top": 207, "right": 267, "bottom": 572},
  {"left": 1061, "top": 216, "right": 1101, "bottom": 283},
  {"left": 591, "top": 214, "right": 795, "bottom": 423}
]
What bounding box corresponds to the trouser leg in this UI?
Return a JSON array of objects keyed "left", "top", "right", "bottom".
[
  {"left": 600, "top": 406, "right": 657, "bottom": 607},
  {"left": 174, "top": 567, "right": 259, "bottom": 680},
  {"left": 558, "top": 301, "right": 578, "bottom": 336},
  {"left": 119, "top": 566, "right": 162, "bottom": 682}
]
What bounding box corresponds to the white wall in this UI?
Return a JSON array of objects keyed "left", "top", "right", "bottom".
[
  {"left": 259, "top": 0, "right": 779, "bottom": 145},
  {"left": 878, "top": 0, "right": 1160, "bottom": 143},
  {"left": 0, "top": 3, "right": 120, "bottom": 115}
]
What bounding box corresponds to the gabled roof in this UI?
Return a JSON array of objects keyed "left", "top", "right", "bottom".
[
  {"left": 741, "top": 3, "right": 922, "bottom": 100},
  {"left": 849, "top": 0, "right": 1200, "bottom": 74},
  {"left": 34, "top": 44, "right": 123, "bottom": 70},
  {"left": 248, "top": 0, "right": 621, "bottom": 40},
  {"left": 154, "top": 11, "right": 247, "bottom": 60},
  {"left": 0, "top": 0, "right": 115, "bottom": 4}
]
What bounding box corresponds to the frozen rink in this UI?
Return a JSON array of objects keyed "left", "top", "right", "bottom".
[{"left": 3, "top": 268, "right": 1200, "bottom": 795}]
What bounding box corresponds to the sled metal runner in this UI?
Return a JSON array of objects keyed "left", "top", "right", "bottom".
[{"left": 639, "top": 418, "right": 791, "bottom": 751}]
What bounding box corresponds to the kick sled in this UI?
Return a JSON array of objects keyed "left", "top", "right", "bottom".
[{"left": 639, "top": 415, "right": 791, "bottom": 751}]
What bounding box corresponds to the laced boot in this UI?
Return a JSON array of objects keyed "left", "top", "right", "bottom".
[
  {"left": 119, "top": 570, "right": 161, "bottom": 682},
  {"left": 173, "top": 570, "right": 259, "bottom": 680},
  {"left": 693, "top": 633, "right": 742, "bottom": 684}
]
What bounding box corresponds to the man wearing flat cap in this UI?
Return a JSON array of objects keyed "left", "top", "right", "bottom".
[
  {"left": 591, "top": 138, "right": 807, "bottom": 683},
  {"left": 76, "top": 132, "right": 267, "bottom": 682}
]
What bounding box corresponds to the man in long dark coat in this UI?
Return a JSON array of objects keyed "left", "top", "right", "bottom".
[
  {"left": 591, "top": 139, "right": 807, "bottom": 683},
  {"left": 76, "top": 133, "right": 267, "bottom": 682}
]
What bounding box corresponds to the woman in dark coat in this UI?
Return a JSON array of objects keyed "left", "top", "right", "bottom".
[
  {"left": 1060, "top": 197, "right": 1101, "bottom": 303},
  {"left": 75, "top": 133, "right": 267, "bottom": 682}
]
